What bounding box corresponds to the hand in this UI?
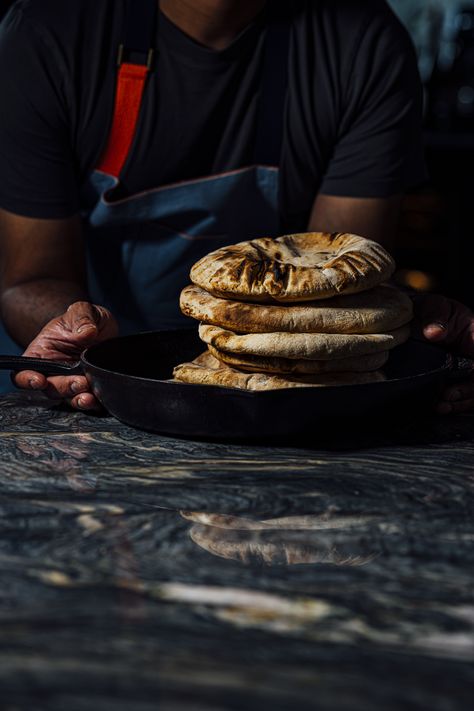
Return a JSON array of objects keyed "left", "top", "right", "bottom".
[
  {"left": 13, "top": 301, "right": 118, "bottom": 411},
  {"left": 413, "top": 293, "right": 474, "bottom": 414}
]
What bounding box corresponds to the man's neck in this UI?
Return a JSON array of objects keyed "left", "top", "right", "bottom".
[{"left": 159, "top": 0, "right": 268, "bottom": 50}]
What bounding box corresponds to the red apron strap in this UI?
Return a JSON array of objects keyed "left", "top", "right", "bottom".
[
  {"left": 97, "top": 0, "right": 157, "bottom": 177},
  {"left": 97, "top": 60, "right": 151, "bottom": 178}
]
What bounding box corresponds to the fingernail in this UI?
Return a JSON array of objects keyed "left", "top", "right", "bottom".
[
  {"left": 437, "top": 402, "right": 452, "bottom": 415},
  {"left": 424, "top": 322, "right": 447, "bottom": 334},
  {"left": 28, "top": 378, "right": 43, "bottom": 390},
  {"left": 76, "top": 324, "right": 95, "bottom": 334},
  {"left": 70, "top": 380, "right": 83, "bottom": 394},
  {"left": 447, "top": 389, "right": 461, "bottom": 402},
  {"left": 77, "top": 396, "right": 88, "bottom": 409}
]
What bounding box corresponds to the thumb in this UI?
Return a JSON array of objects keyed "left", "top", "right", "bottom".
[
  {"left": 413, "top": 294, "right": 453, "bottom": 343},
  {"left": 423, "top": 321, "right": 449, "bottom": 342},
  {"left": 65, "top": 301, "right": 100, "bottom": 341}
]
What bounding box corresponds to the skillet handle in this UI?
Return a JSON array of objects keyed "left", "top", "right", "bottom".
[{"left": 0, "top": 355, "right": 83, "bottom": 376}]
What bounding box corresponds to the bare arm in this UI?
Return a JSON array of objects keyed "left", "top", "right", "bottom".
[
  {"left": 308, "top": 194, "right": 402, "bottom": 250},
  {"left": 0, "top": 208, "right": 117, "bottom": 410},
  {"left": 0, "top": 209, "right": 88, "bottom": 345}
]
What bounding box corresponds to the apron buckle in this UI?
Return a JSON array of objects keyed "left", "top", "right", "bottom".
[{"left": 117, "top": 44, "right": 155, "bottom": 70}]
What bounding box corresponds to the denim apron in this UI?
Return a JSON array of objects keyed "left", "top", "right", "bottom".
[{"left": 0, "top": 0, "right": 290, "bottom": 389}]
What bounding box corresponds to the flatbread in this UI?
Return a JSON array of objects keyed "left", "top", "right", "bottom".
[
  {"left": 208, "top": 344, "right": 389, "bottom": 374},
  {"left": 190, "top": 232, "right": 395, "bottom": 302},
  {"left": 199, "top": 323, "right": 410, "bottom": 360},
  {"left": 180, "top": 283, "right": 412, "bottom": 334},
  {"left": 173, "top": 351, "right": 387, "bottom": 391}
]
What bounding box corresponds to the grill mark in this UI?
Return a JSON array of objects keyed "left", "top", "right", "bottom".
[
  {"left": 341, "top": 255, "right": 367, "bottom": 279},
  {"left": 272, "top": 261, "right": 284, "bottom": 283},
  {"left": 233, "top": 258, "right": 247, "bottom": 280},
  {"left": 252, "top": 242, "right": 270, "bottom": 262},
  {"left": 250, "top": 257, "right": 269, "bottom": 287},
  {"left": 280, "top": 263, "right": 293, "bottom": 292},
  {"left": 362, "top": 254, "right": 388, "bottom": 272},
  {"left": 248, "top": 243, "right": 273, "bottom": 287},
  {"left": 347, "top": 252, "right": 385, "bottom": 277},
  {"left": 284, "top": 237, "right": 301, "bottom": 258},
  {"left": 271, "top": 261, "right": 291, "bottom": 291}
]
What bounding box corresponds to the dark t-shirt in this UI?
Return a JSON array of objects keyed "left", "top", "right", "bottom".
[{"left": 0, "top": 0, "right": 426, "bottom": 229}]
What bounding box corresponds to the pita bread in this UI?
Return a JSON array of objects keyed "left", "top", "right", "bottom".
[
  {"left": 190, "top": 232, "right": 395, "bottom": 303},
  {"left": 173, "top": 351, "right": 387, "bottom": 391},
  {"left": 180, "top": 284, "right": 412, "bottom": 334},
  {"left": 199, "top": 323, "right": 410, "bottom": 360},
  {"left": 208, "top": 344, "right": 389, "bottom": 374}
]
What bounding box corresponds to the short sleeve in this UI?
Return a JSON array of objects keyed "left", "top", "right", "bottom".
[
  {"left": 0, "top": 8, "right": 79, "bottom": 218},
  {"left": 320, "top": 8, "right": 428, "bottom": 198}
]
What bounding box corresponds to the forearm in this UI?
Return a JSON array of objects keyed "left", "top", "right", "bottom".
[
  {"left": 308, "top": 194, "right": 403, "bottom": 251},
  {"left": 1, "top": 278, "right": 89, "bottom": 346}
]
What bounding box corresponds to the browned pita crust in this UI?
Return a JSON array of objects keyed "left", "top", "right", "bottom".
[
  {"left": 190, "top": 232, "right": 395, "bottom": 302},
  {"left": 199, "top": 323, "right": 410, "bottom": 360},
  {"left": 180, "top": 283, "right": 413, "bottom": 334},
  {"left": 208, "top": 344, "right": 389, "bottom": 374},
  {"left": 172, "top": 351, "right": 387, "bottom": 391}
]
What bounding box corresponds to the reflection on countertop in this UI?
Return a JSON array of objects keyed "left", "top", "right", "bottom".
[
  {"left": 182, "top": 512, "right": 379, "bottom": 566},
  {"left": 0, "top": 392, "right": 473, "bottom": 710}
]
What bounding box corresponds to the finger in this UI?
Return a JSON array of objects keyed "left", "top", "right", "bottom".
[
  {"left": 442, "top": 381, "right": 474, "bottom": 403},
  {"left": 63, "top": 302, "right": 118, "bottom": 344},
  {"left": 43, "top": 375, "right": 90, "bottom": 400},
  {"left": 437, "top": 399, "right": 474, "bottom": 415},
  {"left": 421, "top": 299, "right": 453, "bottom": 342},
  {"left": 69, "top": 392, "right": 102, "bottom": 411},
  {"left": 12, "top": 370, "right": 48, "bottom": 391},
  {"left": 414, "top": 294, "right": 474, "bottom": 350},
  {"left": 423, "top": 322, "right": 449, "bottom": 341}
]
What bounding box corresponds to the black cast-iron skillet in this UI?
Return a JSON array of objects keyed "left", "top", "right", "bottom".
[{"left": 0, "top": 329, "right": 466, "bottom": 440}]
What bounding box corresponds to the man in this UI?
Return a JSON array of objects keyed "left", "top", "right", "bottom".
[{"left": 0, "top": 0, "right": 473, "bottom": 413}]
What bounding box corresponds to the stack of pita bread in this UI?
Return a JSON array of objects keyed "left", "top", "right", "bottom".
[{"left": 173, "top": 232, "right": 413, "bottom": 391}]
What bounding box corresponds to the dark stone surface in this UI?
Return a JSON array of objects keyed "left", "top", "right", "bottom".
[{"left": 0, "top": 392, "right": 473, "bottom": 710}]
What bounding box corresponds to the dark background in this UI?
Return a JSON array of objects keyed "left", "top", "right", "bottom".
[
  {"left": 0, "top": 0, "right": 473, "bottom": 305},
  {"left": 387, "top": 1, "right": 474, "bottom": 307}
]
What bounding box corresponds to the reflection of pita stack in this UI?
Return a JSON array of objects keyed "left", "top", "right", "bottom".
[
  {"left": 181, "top": 512, "right": 377, "bottom": 566},
  {"left": 174, "top": 232, "right": 413, "bottom": 390}
]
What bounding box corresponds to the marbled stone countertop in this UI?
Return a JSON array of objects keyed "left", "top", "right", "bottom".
[{"left": 0, "top": 392, "right": 473, "bottom": 710}]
